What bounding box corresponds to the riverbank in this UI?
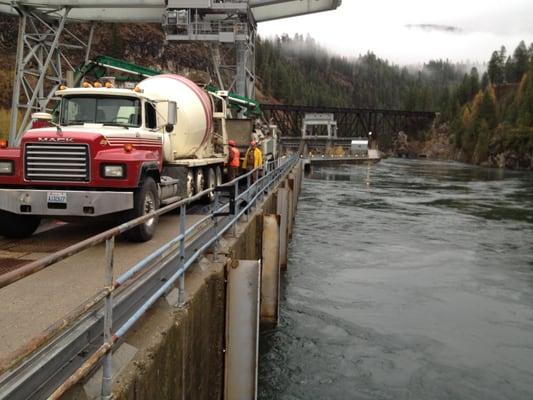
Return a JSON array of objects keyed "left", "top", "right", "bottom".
[{"left": 393, "top": 123, "right": 533, "bottom": 171}]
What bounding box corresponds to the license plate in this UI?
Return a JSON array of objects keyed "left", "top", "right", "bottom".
[{"left": 47, "top": 192, "right": 67, "bottom": 204}]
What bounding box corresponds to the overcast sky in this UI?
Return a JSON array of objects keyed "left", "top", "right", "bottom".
[{"left": 257, "top": 0, "right": 533, "bottom": 65}]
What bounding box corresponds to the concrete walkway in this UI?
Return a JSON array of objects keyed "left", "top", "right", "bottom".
[{"left": 0, "top": 213, "right": 206, "bottom": 359}]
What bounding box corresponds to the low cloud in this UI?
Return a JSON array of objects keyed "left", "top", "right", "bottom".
[
  {"left": 259, "top": 0, "right": 533, "bottom": 64},
  {"left": 405, "top": 24, "right": 463, "bottom": 34}
]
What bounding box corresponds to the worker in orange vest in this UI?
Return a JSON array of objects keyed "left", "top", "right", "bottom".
[{"left": 227, "top": 140, "right": 240, "bottom": 180}]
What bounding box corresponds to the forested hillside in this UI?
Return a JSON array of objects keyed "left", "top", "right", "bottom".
[
  {"left": 451, "top": 51, "right": 533, "bottom": 168},
  {"left": 257, "top": 35, "right": 533, "bottom": 169},
  {"left": 256, "top": 34, "right": 466, "bottom": 111}
]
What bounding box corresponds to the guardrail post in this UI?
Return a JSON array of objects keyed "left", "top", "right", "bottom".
[
  {"left": 245, "top": 173, "right": 251, "bottom": 222},
  {"left": 259, "top": 169, "right": 265, "bottom": 202},
  {"left": 232, "top": 181, "right": 239, "bottom": 236},
  {"left": 101, "top": 236, "right": 114, "bottom": 400},
  {"left": 213, "top": 191, "right": 219, "bottom": 262},
  {"left": 178, "top": 204, "right": 186, "bottom": 305}
]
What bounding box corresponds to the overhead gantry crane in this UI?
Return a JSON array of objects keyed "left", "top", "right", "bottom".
[
  {"left": 73, "top": 55, "right": 262, "bottom": 117},
  {"left": 0, "top": 0, "right": 341, "bottom": 144}
]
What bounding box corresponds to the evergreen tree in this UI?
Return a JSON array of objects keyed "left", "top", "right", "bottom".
[
  {"left": 512, "top": 40, "right": 529, "bottom": 83},
  {"left": 477, "top": 88, "right": 497, "bottom": 128},
  {"left": 528, "top": 42, "right": 533, "bottom": 62},
  {"left": 488, "top": 49, "right": 505, "bottom": 84},
  {"left": 473, "top": 120, "right": 491, "bottom": 163},
  {"left": 456, "top": 74, "right": 472, "bottom": 105},
  {"left": 481, "top": 72, "right": 490, "bottom": 90},
  {"left": 469, "top": 67, "right": 480, "bottom": 97},
  {"left": 517, "top": 65, "right": 533, "bottom": 126},
  {"left": 504, "top": 56, "right": 514, "bottom": 83}
]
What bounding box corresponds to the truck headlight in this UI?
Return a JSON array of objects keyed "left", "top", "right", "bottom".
[
  {"left": 0, "top": 160, "right": 13, "bottom": 175},
  {"left": 102, "top": 164, "right": 126, "bottom": 178}
]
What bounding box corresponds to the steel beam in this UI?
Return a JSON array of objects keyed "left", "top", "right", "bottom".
[
  {"left": 8, "top": 5, "right": 91, "bottom": 145},
  {"left": 263, "top": 103, "right": 436, "bottom": 151},
  {"left": 164, "top": 4, "right": 256, "bottom": 112}
]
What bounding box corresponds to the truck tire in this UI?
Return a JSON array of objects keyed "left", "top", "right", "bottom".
[
  {"left": 195, "top": 169, "right": 205, "bottom": 194},
  {"left": 0, "top": 211, "right": 40, "bottom": 238},
  {"left": 215, "top": 166, "right": 222, "bottom": 186},
  {"left": 186, "top": 170, "right": 194, "bottom": 198},
  {"left": 206, "top": 167, "right": 216, "bottom": 202},
  {"left": 124, "top": 177, "right": 159, "bottom": 242}
]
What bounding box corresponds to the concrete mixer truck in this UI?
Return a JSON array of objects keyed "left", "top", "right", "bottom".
[{"left": 0, "top": 74, "right": 232, "bottom": 241}]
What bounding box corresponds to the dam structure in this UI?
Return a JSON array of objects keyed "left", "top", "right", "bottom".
[{"left": 0, "top": 156, "right": 304, "bottom": 399}]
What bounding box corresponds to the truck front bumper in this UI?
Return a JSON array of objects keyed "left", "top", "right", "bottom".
[{"left": 0, "top": 189, "right": 133, "bottom": 217}]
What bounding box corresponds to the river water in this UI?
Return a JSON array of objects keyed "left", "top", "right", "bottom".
[{"left": 258, "top": 159, "right": 533, "bottom": 400}]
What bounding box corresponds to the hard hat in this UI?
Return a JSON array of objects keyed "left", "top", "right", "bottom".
[{"left": 228, "top": 140, "right": 236, "bottom": 146}]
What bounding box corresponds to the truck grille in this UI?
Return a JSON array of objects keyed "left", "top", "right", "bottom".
[{"left": 25, "top": 143, "right": 90, "bottom": 182}]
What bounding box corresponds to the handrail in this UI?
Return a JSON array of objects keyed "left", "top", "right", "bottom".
[
  {"left": 48, "top": 154, "right": 297, "bottom": 399},
  {"left": 0, "top": 157, "right": 284, "bottom": 290}
]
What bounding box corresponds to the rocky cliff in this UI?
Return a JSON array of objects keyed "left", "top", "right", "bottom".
[{"left": 392, "top": 123, "right": 532, "bottom": 170}]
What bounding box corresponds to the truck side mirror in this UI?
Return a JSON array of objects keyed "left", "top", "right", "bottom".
[
  {"left": 31, "top": 112, "right": 54, "bottom": 129},
  {"left": 166, "top": 101, "right": 177, "bottom": 132},
  {"left": 31, "top": 112, "right": 53, "bottom": 121}
]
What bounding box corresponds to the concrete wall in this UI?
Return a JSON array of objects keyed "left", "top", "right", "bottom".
[
  {"left": 68, "top": 161, "right": 303, "bottom": 400},
  {"left": 114, "top": 264, "right": 226, "bottom": 400}
]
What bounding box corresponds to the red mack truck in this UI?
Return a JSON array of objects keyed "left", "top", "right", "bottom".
[{"left": 0, "top": 74, "right": 231, "bottom": 241}]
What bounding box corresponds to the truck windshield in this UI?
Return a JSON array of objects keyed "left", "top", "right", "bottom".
[{"left": 60, "top": 96, "right": 141, "bottom": 128}]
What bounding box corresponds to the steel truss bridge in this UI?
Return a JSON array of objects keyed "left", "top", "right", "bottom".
[{"left": 262, "top": 103, "right": 437, "bottom": 151}]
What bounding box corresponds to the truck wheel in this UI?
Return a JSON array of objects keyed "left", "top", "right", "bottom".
[
  {"left": 0, "top": 211, "right": 41, "bottom": 238},
  {"left": 195, "top": 169, "right": 205, "bottom": 194},
  {"left": 215, "top": 166, "right": 222, "bottom": 186},
  {"left": 186, "top": 170, "right": 194, "bottom": 198},
  {"left": 206, "top": 167, "right": 216, "bottom": 202},
  {"left": 124, "top": 177, "right": 159, "bottom": 242}
]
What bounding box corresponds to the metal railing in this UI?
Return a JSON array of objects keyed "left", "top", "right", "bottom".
[
  {"left": 0, "top": 154, "right": 298, "bottom": 400},
  {"left": 166, "top": 20, "right": 250, "bottom": 39}
]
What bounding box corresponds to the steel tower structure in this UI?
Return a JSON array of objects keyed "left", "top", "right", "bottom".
[
  {"left": 0, "top": 0, "right": 341, "bottom": 144},
  {"left": 164, "top": 1, "right": 257, "bottom": 103}
]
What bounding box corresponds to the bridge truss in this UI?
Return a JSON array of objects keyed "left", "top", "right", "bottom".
[{"left": 262, "top": 103, "right": 436, "bottom": 150}]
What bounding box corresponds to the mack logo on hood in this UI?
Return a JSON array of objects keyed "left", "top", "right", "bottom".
[{"left": 37, "top": 137, "right": 74, "bottom": 142}]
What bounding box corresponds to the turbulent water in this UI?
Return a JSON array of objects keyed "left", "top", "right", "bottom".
[{"left": 258, "top": 159, "right": 533, "bottom": 400}]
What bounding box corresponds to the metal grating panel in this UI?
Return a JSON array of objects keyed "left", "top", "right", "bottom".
[{"left": 24, "top": 143, "right": 90, "bottom": 182}]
